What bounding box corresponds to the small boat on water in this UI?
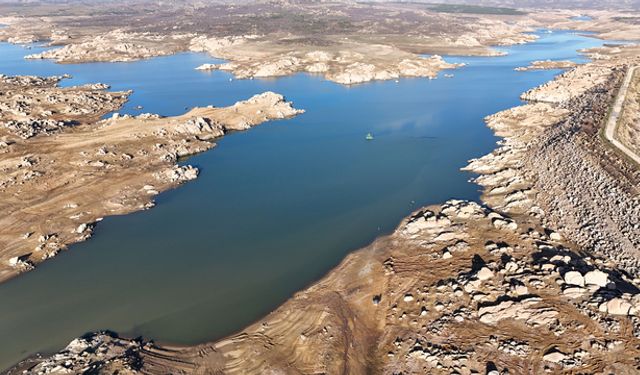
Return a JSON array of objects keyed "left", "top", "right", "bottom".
[{"left": 366, "top": 133, "right": 374, "bottom": 140}]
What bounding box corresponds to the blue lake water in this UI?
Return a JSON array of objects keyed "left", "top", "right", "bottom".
[
  {"left": 0, "top": 30, "right": 607, "bottom": 370},
  {"left": 571, "top": 15, "right": 594, "bottom": 21}
]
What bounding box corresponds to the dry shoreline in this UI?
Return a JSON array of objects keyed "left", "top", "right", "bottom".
[
  {"left": 1, "top": 6, "right": 638, "bottom": 86},
  {"left": 2, "top": 3, "right": 640, "bottom": 373},
  {"left": 7, "top": 39, "right": 640, "bottom": 375},
  {"left": 1, "top": 4, "right": 637, "bottom": 89},
  {"left": 514, "top": 60, "right": 578, "bottom": 71},
  {"left": 0, "top": 15, "right": 574, "bottom": 285},
  {"left": 0, "top": 76, "right": 303, "bottom": 283},
  {"left": 0, "top": 3, "right": 558, "bottom": 86}
]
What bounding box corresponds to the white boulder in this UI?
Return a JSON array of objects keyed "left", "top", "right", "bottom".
[
  {"left": 563, "top": 271, "right": 585, "bottom": 287},
  {"left": 543, "top": 350, "right": 567, "bottom": 363},
  {"left": 584, "top": 270, "right": 609, "bottom": 287},
  {"left": 604, "top": 298, "right": 632, "bottom": 316},
  {"left": 477, "top": 267, "right": 494, "bottom": 281}
]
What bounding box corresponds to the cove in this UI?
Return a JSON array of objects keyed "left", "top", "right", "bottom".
[{"left": 0, "top": 30, "right": 607, "bottom": 370}]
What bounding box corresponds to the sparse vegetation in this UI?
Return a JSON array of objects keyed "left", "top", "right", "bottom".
[
  {"left": 613, "top": 16, "right": 640, "bottom": 24},
  {"left": 386, "top": 2, "right": 527, "bottom": 15},
  {"left": 426, "top": 3, "right": 527, "bottom": 15}
]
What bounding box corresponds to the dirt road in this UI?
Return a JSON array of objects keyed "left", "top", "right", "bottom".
[{"left": 604, "top": 65, "right": 640, "bottom": 165}]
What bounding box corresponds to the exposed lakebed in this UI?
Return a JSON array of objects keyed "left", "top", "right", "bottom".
[{"left": 0, "top": 30, "right": 607, "bottom": 369}]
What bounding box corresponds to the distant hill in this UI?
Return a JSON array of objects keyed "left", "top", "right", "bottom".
[{"left": 381, "top": 0, "right": 640, "bottom": 10}]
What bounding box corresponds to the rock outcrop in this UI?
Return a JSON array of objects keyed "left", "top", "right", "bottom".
[
  {"left": 0, "top": 77, "right": 303, "bottom": 283},
  {"left": 14, "top": 199, "right": 640, "bottom": 374},
  {"left": 9, "top": 332, "right": 146, "bottom": 375},
  {"left": 10, "top": 36, "right": 640, "bottom": 375},
  {"left": 192, "top": 41, "right": 464, "bottom": 85},
  {"left": 466, "top": 61, "right": 640, "bottom": 277},
  {"left": 24, "top": 30, "right": 192, "bottom": 63},
  {"left": 515, "top": 59, "right": 578, "bottom": 71},
  {"left": 0, "top": 74, "right": 128, "bottom": 138}
]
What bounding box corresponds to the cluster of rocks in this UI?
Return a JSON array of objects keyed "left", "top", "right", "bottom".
[
  {"left": 0, "top": 77, "right": 303, "bottom": 284},
  {"left": 158, "top": 165, "right": 199, "bottom": 183},
  {"left": 393, "top": 199, "right": 640, "bottom": 373},
  {"left": 464, "top": 61, "right": 640, "bottom": 278},
  {"left": 520, "top": 64, "right": 613, "bottom": 103},
  {"left": 4, "top": 119, "right": 67, "bottom": 139},
  {"left": 19, "top": 197, "right": 640, "bottom": 374},
  {"left": 514, "top": 59, "right": 577, "bottom": 72},
  {"left": 189, "top": 35, "right": 250, "bottom": 57},
  {"left": 462, "top": 102, "right": 568, "bottom": 216},
  {"left": 7, "top": 255, "right": 34, "bottom": 272},
  {"left": 0, "top": 74, "right": 65, "bottom": 87},
  {"left": 5, "top": 229, "right": 73, "bottom": 274},
  {"left": 24, "top": 30, "right": 193, "bottom": 63},
  {"left": 174, "top": 116, "right": 225, "bottom": 139},
  {"left": 13, "top": 332, "right": 146, "bottom": 375},
  {"left": 194, "top": 47, "right": 463, "bottom": 85},
  {"left": 0, "top": 74, "right": 129, "bottom": 138}
]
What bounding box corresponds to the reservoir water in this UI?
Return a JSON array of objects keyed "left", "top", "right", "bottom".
[
  {"left": 570, "top": 15, "right": 594, "bottom": 21},
  {"left": 0, "top": 30, "right": 608, "bottom": 369}
]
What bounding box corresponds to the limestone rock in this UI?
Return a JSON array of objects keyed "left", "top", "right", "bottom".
[
  {"left": 195, "top": 63, "right": 219, "bottom": 71},
  {"left": 478, "top": 297, "right": 558, "bottom": 326},
  {"left": 175, "top": 116, "right": 224, "bottom": 137},
  {"left": 477, "top": 267, "right": 494, "bottom": 281},
  {"left": 543, "top": 349, "right": 567, "bottom": 363},
  {"left": 604, "top": 298, "right": 632, "bottom": 316},
  {"left": 563, "top": 271, "right": 585, "bottom": 287},
  {"left": 584, "top": 270, "right": 609, "bottom": 287}
]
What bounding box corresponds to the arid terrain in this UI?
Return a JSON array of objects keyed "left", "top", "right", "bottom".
[
  {"left": 1, "top": 0, "right": 640, "bottom": 86},
  {"left": 0, "top": 74, "right": 302, "bottom": 283},
  {"left": 617, "top": 68, "right": 640, "bottom": 157},
  {"left": 0, "top": 0, "right": 605, "bottom": 281},
  {"left": 514, "top": 60, "right": 578, "bottom": 71},
  {"left": 1, "top": 1, "right": 639, "bottom": 85},
  {"left": 2, "top": 0, "right": 640, "bottom": 374},
  {"left": 0, "top": 0, "right": 567, "bottom": 85},
  {"left": 6, "top": 26, "right": 640, "bottom": 375}
]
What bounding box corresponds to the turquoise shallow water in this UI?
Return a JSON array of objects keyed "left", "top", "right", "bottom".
[{"left": 0, "top": 30, "right": 607, "bottom": 369}]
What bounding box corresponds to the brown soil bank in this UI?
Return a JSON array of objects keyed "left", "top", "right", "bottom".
[{"left": 8, "top": 46, "right": 640, "bottom": 375}]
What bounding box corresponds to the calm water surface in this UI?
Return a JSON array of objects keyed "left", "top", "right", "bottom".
[
  {"left": 570, "top": 15, "right": 594, "bottom": 21},
  {"left": 0, "top": 30, "right": 606, "bottom": 369}
]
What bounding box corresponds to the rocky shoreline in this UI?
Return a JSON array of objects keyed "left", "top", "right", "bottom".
[
  {"left": 194, "top": 50, "right": 464, "bottom": 85},
  {"left": 0, "top": 2, "right": 541, "bottom": 86},
  {"left": 8, "top": 41, "right": 640, "bottom": 375},
  {"left": 0, "top": 76, "right": 303, "bottom": 283},
  {"left": 466, "top": 61, "right": 640, "bottom": 277},
  {"left": 2, "top": 3, "right": 639, "bottom": 89},
  {"left": 514, "top": 59, "right": 578, "bottom": 71}
]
